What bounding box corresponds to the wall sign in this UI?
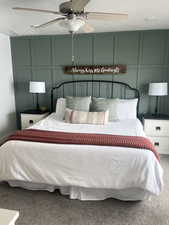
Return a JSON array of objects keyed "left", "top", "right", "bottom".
[{"left": 64, "top": 65, "right": 127, "bottom": 75}]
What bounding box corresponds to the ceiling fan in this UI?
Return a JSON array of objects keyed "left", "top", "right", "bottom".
[{"left": 13, "top": 0, "right": 128, "bottom": 33}]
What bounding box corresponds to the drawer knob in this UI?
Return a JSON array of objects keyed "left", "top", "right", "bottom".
[
  {"left": 156, "top": 126, "right": 161, "bottom": 131},
  {"left": 154, "top": 142, "right": 159, "bottom": 146},
  {"left": 29, "top": 120, "right": 34, "bottom": 124}
]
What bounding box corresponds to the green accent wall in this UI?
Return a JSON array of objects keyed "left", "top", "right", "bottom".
[{"left": 11, "top": 30, "right": 169, "bottom": 125}]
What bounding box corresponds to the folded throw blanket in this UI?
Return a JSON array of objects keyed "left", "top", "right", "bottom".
[{"left": 7, "top": 129, "right": 160, "bottom": 161}]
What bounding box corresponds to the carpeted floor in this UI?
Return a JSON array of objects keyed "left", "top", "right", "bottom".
[{"left": 0, "top": 156, "right": 168, "bottom": 225}]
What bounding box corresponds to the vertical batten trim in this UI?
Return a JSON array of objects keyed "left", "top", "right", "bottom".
[
  {"left": 72, "top": 35, "right": 75, "bottom": 96},
  {"left": 92, "top": 34, "right": 95, "bottom": 97},
  {"left": 136, "top": 31, "right": 142, "bottom": 89},
  {"left": 29, "top": 38, "right": 33, "bottom": 79},
  {"left": 29, "top": 38, "right": 34, "bottom": 108},
  {"left": 50, "top": 36, "right": 54, "bottom": 111},
  {"left": 161, "top": 30, "right": 169, "bottom": 113},
  {"left": 112, "top": 33, "right": 116, "bottom": 66},
  {"left": 111, "top": 34, "right": 116, "bottom": 97},
  {"left": 136, "top": 31, "right": 143, "bottom": 114}
]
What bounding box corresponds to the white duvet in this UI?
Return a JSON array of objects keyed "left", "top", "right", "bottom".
[{"left": 0, "top": 113, "right": 163, "bottom": 201}]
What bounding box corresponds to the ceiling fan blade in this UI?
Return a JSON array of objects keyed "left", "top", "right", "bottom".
[
  {"left": 81, "top": 23, "right": 94, "bottom": 33},
  {"left": 71, "top": 0, "right": 90, "bottom": 11},
  {"left": 31, "top": 17, "right": 65, "bottom": 28},
  {"left": 86, "top": 12, "right": 128, "bottom": 21},
  {"left": 13, "top": 7, "right": 61, "bottom": 15}
]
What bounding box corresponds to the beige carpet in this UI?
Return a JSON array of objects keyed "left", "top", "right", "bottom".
[{"left": 0, "top": 155, "right": 168, "bottom": 225}]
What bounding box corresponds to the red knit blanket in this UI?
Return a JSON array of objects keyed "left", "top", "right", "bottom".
[{"left": 7, "top": 129, "right": 160, "bottom": 161}]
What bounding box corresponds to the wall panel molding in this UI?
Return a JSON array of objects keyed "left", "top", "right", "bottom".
[{"left": 11, "top": 30, "right": 169, "bottom": 120}]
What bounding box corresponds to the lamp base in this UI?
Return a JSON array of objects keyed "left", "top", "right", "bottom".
[{"left": 36, "top": 93, "right": 40, "bottom": 112}]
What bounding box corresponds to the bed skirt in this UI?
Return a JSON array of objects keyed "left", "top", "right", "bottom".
[{"left": 7, "top": 181, "right": 151, "bottom": 201}]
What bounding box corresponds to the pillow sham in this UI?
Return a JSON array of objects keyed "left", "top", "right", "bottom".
[
  {"left": 55, "top": 96, "right": 91, "bottom": 120},
  {"left": 115, "top": 98, "right": 138, "bottom": 120},
  {"left": 66, "top": 96, "right": 91, "bottom": 112},
  {"left": 65, "top": 108, "right": 109, "bottom": 125},
  {"left": 55, "top": 98, "right": 66, "bottom": 120},
  {"left": 91, "top": 97, "right": 118, "bottom": 121}
]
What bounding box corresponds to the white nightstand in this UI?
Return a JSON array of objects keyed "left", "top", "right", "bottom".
[
  {"left": 144, "top": 115, "right": 169, "bottom": 154},
  {"left": 0, "top": 208, "right": 19, "bottom": 225},
  {"left": 20, "top": 110, "right": 49, "bottom": 129}
]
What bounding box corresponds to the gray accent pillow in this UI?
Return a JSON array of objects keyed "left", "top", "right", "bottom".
[
  {"left": 91, "top": 97, "right": 118, "bottom": 121},
  {"left": 66, "top": 96, "right": 91, "bottom": 112}
]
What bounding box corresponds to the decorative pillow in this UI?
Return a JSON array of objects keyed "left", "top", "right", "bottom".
[
  {"left": 65, "top": 108, "right": 72, "bottom": 123},
  {"left": 91, "top": 97, "right": 118, "bottom": 121},
  {"left": 115, "top": 98, "right": 138, "bottom": 120},
  {"left": 65, "top": 108, "right": 109, "bottom": 125},
  {"left": 55, "top": 98, "right": 66, "bottom": 120},
  {"left": 66, "top": 96, "right": 91, "bottom": 112}
]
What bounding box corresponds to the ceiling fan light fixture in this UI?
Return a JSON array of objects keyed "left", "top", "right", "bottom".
[
  {"left": 13, "top": 1, "right": 128, "bottom": 34},
  {"left": 59, "top": 17, "right": 85, "bottom": 32}
]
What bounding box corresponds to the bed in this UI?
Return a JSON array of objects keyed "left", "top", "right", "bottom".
[{"left": 0, "top": 80, "right": 163, "bottom": 201}]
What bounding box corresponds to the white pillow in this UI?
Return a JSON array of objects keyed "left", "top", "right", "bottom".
[
  {"left": 65, "top": 108, "right": 109, "bottom": 125},
  {"left": 55, "top": 98, "right": 66, "bottom": 120},
  {"left": 115, "top": 98, "right": 138, "bottom": 120}
]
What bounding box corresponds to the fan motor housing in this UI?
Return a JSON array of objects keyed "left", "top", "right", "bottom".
[
  {"left": 59, "top": 1, "right": 84, "bottom": 14},
  {"left": 59, "top": 1, "right": 73, "bottom": 14}
]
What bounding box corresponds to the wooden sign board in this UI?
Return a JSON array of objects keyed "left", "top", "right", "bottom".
[{"left": 64, "top": 65, "right": 127, "bottom": 74}]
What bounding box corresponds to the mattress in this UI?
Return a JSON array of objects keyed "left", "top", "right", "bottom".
[{"left": 0, "top": 113, "right": 163, "bottom": 201}]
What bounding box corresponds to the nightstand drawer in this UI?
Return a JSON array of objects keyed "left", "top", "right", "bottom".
[
  {"left": 144, "top": 119, "right": 169, "bottom": 137},
  {"left": 21, "top": 113, "right": 49, "bottom": 129},
  {"left": 149, "top": 136, "right": 169, "bottom": 154}
]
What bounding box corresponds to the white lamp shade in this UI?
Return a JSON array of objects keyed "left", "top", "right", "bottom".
[
  {"left": 148, "top": 82, "right": 168, "bottom": 96},
  {"left": 29, "top": 81, "right": 46, "bottom": 93}
]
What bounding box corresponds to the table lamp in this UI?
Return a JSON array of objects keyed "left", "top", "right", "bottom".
[
  {"left": 148, "top": 82, "right": 168, "bottom": 116},
  {"left": 29, "top": 81, "right": 46, "bottom": 111}
]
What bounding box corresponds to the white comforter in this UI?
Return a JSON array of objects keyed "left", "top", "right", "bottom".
[{"left": 0, "top": 113, "right": 163, "bottom": 200}]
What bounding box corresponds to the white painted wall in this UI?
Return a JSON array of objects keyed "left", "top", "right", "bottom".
[{"left": 0, "top": 33, "right": 16, "bottom": 139}]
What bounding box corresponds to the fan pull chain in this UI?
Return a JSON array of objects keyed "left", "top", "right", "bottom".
[
  {"left": 71, "top": 31, "right": 75, "bottom": 65},
  {"left": 71, "top": 31, "right": 76, "bottom": 95}
]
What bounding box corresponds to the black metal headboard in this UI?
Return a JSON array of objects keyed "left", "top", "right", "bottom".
[{"left": 51, "top": 80, "right": 140, "bottom": 115}]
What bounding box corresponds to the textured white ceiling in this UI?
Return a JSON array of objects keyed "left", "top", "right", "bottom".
[{"left": 1, "top": 0, "right": 169, "bottom": 36}]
